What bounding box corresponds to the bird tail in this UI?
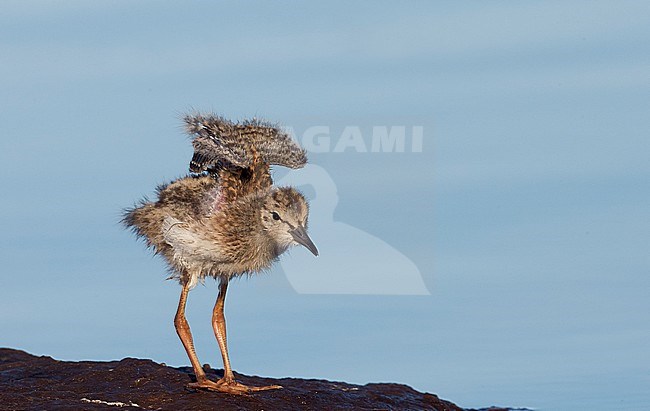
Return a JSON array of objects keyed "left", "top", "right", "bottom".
[{"left": 121, "top": 201, "right": 161, "bottom": 250}]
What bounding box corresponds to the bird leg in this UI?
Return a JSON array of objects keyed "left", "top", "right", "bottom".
[
  {"left": 210, "top": 278, "right": 282, "bottom": 394},
  {"left": 174, "top": 282, "right": 221, "bottom": 391}
]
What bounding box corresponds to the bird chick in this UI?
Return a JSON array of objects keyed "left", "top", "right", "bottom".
[
  {"left": 134, "top": 179, "right": 318, "bottom": 287},
  {"left": 123, "top": 113, "right": 317, "bottom": 395}
]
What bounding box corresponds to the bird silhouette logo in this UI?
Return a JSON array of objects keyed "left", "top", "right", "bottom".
[{"left": 278, "top": 164, "right": 430, "bottom": 295}]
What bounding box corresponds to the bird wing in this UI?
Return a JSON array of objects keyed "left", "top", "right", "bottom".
[
  {"left": 184, "top": 113, "right": 307, "bottom": 173},
  {"left": 185, "top": 113, "right": 307, "bottom": 202}
]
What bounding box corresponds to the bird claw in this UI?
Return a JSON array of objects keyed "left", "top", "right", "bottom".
[{"left": 187, "top": 378, "right": 282, "bottom": 395}]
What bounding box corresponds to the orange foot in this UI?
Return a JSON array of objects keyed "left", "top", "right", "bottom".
[{"left": 188, "top": 377, "right": 282, "bottom": 395}]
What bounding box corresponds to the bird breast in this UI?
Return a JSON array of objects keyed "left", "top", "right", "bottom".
[{"left": 161, "top": 203, "right": 278, "bottom": 278}]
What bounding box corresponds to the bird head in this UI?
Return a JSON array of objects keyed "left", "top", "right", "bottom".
[{"left": 261, "top": 187, "right": 318, "bottom": 256}]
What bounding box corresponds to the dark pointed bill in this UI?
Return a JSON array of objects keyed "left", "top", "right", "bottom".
[{"left": 290, "top": 226, "right": 319, "bottom": 256}]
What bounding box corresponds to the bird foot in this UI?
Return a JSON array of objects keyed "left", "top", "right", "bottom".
[
  {"left": 216, "top": 378, "right": 283, "bottom": 395},
  {"left": 188, "top": 377, "right": 282, "bottom": 395},
  {"left": 187, "top": 378, "right": 222, "bottom": 391}
]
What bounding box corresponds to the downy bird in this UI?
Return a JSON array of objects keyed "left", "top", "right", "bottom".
[{"left": 123, "top": 114, "right": 318, "bottom": 394}]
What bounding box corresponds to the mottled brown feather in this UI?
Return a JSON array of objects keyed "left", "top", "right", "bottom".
[{"left": 123, "top": 114, "right": 311, "bottom": 286}]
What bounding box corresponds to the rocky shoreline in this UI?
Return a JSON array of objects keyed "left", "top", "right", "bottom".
[{"left": 0, "top": 348, "right": 517, "bottom": 410}]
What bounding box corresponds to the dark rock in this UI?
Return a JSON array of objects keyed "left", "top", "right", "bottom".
[{"left": 0, "top": 348, "right": 464, "bottom": 410}]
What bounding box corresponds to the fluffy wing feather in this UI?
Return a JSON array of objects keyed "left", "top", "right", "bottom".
[{"left": 184, "top": 113, "right": 307, "bottom": 173}]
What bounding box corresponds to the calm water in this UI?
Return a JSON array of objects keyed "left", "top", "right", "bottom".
[{"left": 1, "top": 2, "right": 649, "bottom": 410}]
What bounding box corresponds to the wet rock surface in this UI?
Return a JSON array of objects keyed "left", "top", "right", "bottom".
[{"left": 1, "top": 348, "right": 469, "bottom": 410}]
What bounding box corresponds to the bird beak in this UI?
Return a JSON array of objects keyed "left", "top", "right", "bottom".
[{"left": 290, "top": 226, "right": 319, "bottom": 256}]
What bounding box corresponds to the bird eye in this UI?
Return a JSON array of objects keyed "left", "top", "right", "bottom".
[{"left": 272, "top": 212, "right": 281, "bottom": 221}]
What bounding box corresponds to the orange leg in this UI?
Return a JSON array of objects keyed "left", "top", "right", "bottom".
[
  {"left": 174, "top": 282, "right": 221, "bottom": 391},
  {"left": 210, "top": 278, "right": 282, "bottom": 394}
]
